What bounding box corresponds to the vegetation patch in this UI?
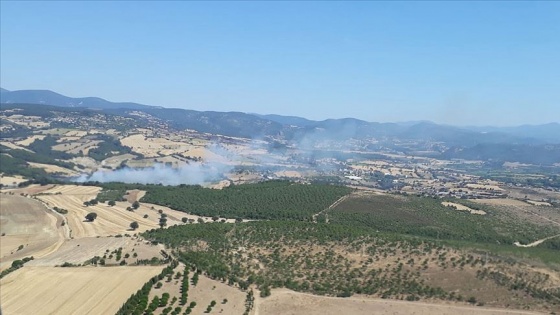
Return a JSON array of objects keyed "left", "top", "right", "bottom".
[{"left": 97, "top": 181, "right": 352, "bottom": 221}]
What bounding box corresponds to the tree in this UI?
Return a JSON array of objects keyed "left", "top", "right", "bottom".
[
  {"left": 108, "top": 200, "right": 116, "bottom": 206},
  {"left": 132, "top": 201, "right": 140, "bottom": 210},
  {"left": 159, "top": 217, "right": 167, "bottom": 228},
  {"left": 182, "top": 217, "right": 188, "bottom": 223},
  {"left": 130, "top": 221, "right": 139, "bottom": 230},
  {"left": 85, "top": 212, "right": 97, "bottom": 222}
]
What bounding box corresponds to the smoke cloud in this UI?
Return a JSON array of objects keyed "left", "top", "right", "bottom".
[{"left": 74, "top": 162, "right": 230, "bottom": 186}]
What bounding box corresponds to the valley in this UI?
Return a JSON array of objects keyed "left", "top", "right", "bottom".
[{"left": 0, "top": 97, "right": 559, "bottom": 315}]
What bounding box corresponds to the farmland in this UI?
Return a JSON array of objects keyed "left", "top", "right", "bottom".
[
  {"left": 0, "top": 266, "right": 162, "bottom": 315},
  {"left": 0, "top": 195, "right": 64, "bottom": 271}
]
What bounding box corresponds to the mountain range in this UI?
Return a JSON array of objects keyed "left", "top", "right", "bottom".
[{"left": 2, "top": 88, "right": 560, "bottom": 153}]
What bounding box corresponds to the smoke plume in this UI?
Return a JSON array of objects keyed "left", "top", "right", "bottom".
[{"left": 75, "top": 162, "right": 229, "bottom": 186}]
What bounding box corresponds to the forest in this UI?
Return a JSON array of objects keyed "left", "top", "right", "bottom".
[
  {"left": 328, "top": 194, "right": 560, "bottom": 250},
  {"left": 97, "top": 181, "right": 353, "bottom": 221}
]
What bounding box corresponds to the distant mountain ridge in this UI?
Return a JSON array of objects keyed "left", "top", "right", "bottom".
[
  {"left": 1, "top": 88, "right": 559, "bottom": 145},
  {"left": 1, "top": 88, "right": 159, "bottom": 110}
]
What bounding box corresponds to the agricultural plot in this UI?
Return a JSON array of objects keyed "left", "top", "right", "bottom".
[
  {"left": 37, "top": 195, "right": 160, "bottom": 238},
  {"left": 0, "top": 266, "right": 162, "bottom": 315},
  {"left": 26, "top": 235, "right": 164, "bottom": 267},
  {"left": 0, "top": 195, "right": 65, "bottom": 271}
]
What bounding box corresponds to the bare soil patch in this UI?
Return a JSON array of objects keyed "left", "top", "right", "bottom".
[{"left": 255, "top": 289, "right": 546, "bottom": 315}]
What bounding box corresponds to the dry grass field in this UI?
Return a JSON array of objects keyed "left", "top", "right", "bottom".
[
  {"left": 0, "top": 195, "right": 65, "bottom": 271},
  {"left": 471, "top": 198, "right": 560, "bottom": 229},
  {"left": 442, "top": 201, "right": 486, "bottom": 215},
  {"left": 26, "top": 235, "right": 164, "bottom": 267},
  {"left": 120, "top": 134, "right": 194, "bottom": 158},
  {"left": 36, "top": 186, "right": 160, "bottom": 238},
  {"left": 0, "top": 175, "right": 27, "bottom": 186},
  {"left": 27, "top": 162, "right": 78, "bottom": 176},
  {"left": 254, "top": 289, "right": 547, "bottom": 315},
  {"left": 15, "top": 134, "right": 46, "bottom": 146},
  {"left": 0, "top": 266, "right": 162, "bottom": 315},
  {"left": 51, "top": 140, "right": 101, "bottom": 155},
  {"left": 0, "top": 140, "right": 34, "bottom": 152}
]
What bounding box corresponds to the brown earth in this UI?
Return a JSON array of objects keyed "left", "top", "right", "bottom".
[{"left": 255, "top": 289, "right": 547, "bottom": 315}]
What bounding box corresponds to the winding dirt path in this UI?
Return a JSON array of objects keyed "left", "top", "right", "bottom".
[
  {"left": 312, "top": 194, "right": 351, "bottom": 223},
  {"left": 514, "top": 234, "right": 560, "bottom": 248}
]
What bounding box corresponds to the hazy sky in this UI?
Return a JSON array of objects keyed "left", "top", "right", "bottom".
[{"left": 1, "top": 1, "right": 558, "bottom": 126}]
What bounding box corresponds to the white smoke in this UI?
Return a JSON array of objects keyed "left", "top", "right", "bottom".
[{"left": 74, "top": 162, "right": 229, "bottom": 186}]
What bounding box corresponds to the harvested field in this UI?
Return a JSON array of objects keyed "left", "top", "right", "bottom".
[
  {"left": 181, "top": 147, "right": 228, "bottom": 163},
  {"left": 274, "top": 170, "right": 303, "bottom": 178},
  {"left": 15, "top": 135, "right": 46, "bottom": 146},
  {"left": 52, "top": 140, "right": 101, "bottom": 155},
  {"left": 43, "top": 184, "right": 101, "bottom": 196},
  {"left": 27, "top": 162, "right": 78, "bottom": 176},
  {"left": 27, "top": 236, "right": 164, "bottom": 266},
  {"left": 442, "top": 201, "right": 486, "bottom": 215},
  {"left": 0, "top": 141, "right": 33, "bottom": 152},
  {"left": 102, "top": 153, "right": 137, "bottom": 168},
  {"left": 525, "top": 200, "right": 552, "bottom": 207},
  {"left": 255, "top": 289, "right": 546, "bottom": 315},
  {"left": 0, "top": 266, "right": 162, "bottom": 315},
  {"left": 37, "top": 196, "right": 160, "bottom": 238},
  {"left": 472, "top": 198, "right": 528, "bottom": 207},
  {"left": 466, "top": 184, "right": 504, "bottom": 191},
  {"left": 0, "top": 195, "right": 65, "bottom": 270},
  {"left": 0, "top": 175, "right": 27, "bottom": 186},
  {"left": 138, "top": 201, "right": 241, "bottom": 224},
  {"left": 120, "top": 134, "right": 193, "bottom": 158},
  {"left": 3, "top": 184, "right": 55, "bottom": 195},
  {"left": 64, "top": 130, "right": 88, "bottom": 137},
  {"left": 33, "top": 185, "right": 160, "bottom": 238}
]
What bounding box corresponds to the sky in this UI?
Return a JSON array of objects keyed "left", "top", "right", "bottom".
[{"left": 1, "top": 1, "right": 559, "bottom": 126}]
